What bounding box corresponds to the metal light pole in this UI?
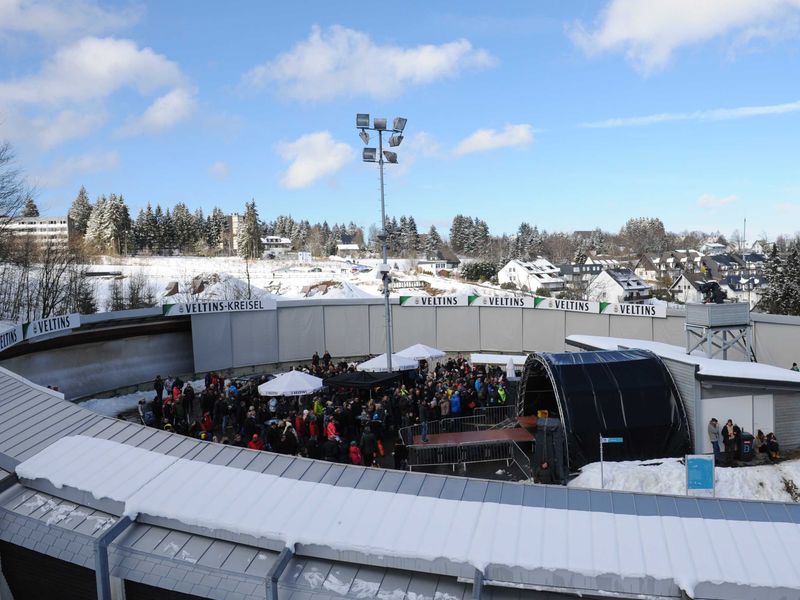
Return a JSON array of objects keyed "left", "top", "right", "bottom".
[{"left": 357, "top": 114, "right": 406, "bottom": 372}]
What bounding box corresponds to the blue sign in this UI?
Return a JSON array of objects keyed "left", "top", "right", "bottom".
[
  {"left": 601, "top": 437, "right": 623, "bottom": 444},
  {"left": 687, "top": 455, "right": 715, "bottom": 495}
]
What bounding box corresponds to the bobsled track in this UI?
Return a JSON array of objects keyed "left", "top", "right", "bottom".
[{"left": 3, "top": 300, "right": 800, "bottom": 600}]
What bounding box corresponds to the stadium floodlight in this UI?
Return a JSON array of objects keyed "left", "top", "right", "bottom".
[{"left": 355, "top": 113, "right": 408, "bottom": 371}]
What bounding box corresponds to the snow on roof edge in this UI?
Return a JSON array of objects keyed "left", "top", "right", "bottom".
[{"left": 566, "top": 335, "right": 800, "bottom": 386}]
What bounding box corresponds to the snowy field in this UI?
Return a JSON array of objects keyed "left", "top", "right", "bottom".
[
  {"left": 86, "top": 255, "right": 508, "bottom": 310},
  {"left": 570, "top": 457, "right": 800, "bottom": 502}
]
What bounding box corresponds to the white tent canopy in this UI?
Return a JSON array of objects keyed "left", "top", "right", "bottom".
[
  {"left": 357, "top": 353, "right": 418, "bottom": 372},
  {"left": 257, "top": 370, "right": 324, "bottom": 396},
  {"left": 395, "top": 343, "right": 446, "bottom": 361}
]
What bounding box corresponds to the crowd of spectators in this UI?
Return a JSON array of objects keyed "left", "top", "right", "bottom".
[{"left": 138, "top": 352, "right": 512, "bottom": 470}]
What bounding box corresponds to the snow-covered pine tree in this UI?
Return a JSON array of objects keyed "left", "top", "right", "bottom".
[
  {"left": 424, "top": 225, "right": 442, "bottom": 259},
  {"left": 237, "top": 200, "right": 264, "bottom": 259},
  {"left": 85, "top": 195, "right": 114, "bottom": 252},
  {"left": 68, "top": 186, "right": 92, "bottom": 236},
  {"left": 21, "top": 196, "right": 39, "bottom": 217}
]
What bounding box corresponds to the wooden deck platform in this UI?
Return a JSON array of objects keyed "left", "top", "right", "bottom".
[{"left": 412, "top": 427, "right": 534, "bottom": 447}]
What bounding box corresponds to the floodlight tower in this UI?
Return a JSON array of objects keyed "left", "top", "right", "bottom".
[{"left": 357, "top": 114, "right": 407, "bottom": 372}]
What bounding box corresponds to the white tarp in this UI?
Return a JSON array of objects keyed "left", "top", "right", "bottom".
[
  {"left": 15, "top": 435, "right": 800, "bottom": 600},
  {"left": 469, "top": 353, "right": 527, "bottom": 367},
  {"left": 257, "top": 370, "right": 324, "bottom": 396},
  {"left": 357, "top": 353, "right": 417, "bottom": 372},
  {"left": 395, "top": 343, "right": 446, "bottom": 361}
]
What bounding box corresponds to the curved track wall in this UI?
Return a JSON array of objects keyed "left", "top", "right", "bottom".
[{"left": 3, "top": 298, "right": 800, "bottom": 400}]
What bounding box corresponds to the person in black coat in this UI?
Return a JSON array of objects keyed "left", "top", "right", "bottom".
[{"left": 721, "top": 419, "right": 741, "bottom": 465}]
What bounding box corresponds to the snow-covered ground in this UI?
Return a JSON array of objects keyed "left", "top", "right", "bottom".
[
  {"left": 85, "top": 255, "right": 510, "bottom": 310},
  {"left": 570, "top": 457, "right": 800, "bottom": 503}
]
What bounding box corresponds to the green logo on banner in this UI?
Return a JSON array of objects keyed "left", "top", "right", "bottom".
[
  {"left": 399, "top": 296, "right": 411, "bottom": 305},
  {"left": 468, "top": 295, "right": 479, "bottom": 305},
  {"left": 534, "top": 296, "right": 547, "bottom": 307},
  {"left": 600, "top": 302, "right": 611, "bottom": 313},
  {"left": 162, "top": 304, "right": 174, "bottom": 315},
  {"left": 21, "top": 322, "right": 29, "bottom": 338}
]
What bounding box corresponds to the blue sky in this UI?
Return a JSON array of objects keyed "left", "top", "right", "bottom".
[{"left": 1, "top": 1, "right": 799, "bottom": 240}]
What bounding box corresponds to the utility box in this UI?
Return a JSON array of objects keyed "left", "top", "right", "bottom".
[{"left": 686, "top": 303, "right": 750, "bottom": 328}]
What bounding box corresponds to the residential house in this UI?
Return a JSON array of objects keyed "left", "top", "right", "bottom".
[
  {"left": 498, "top": 258, "right": 565, "bottom": 292},
  {"left": 669, "top": 273, "right": 707, "bottom": 304},
  {"left": 635, "top": 250, "right": 703, "bottom": 284},
  {"left": 417, "top": 246, "right": 460, "bottom": 274},
  {"left": 737, "top": 253, "right": 768, "bottom": 276},
  {"left": 585, "top": 268, "right": 652, "bottom": 304},
  {"left": 700, "top": 240, "right": 728, "bottom": 254},
  {"left": 560, "top": 256, "right": 621, "bottom": 285},
  {"left": 701, "top": 254, "right": 741, "bottom": 279},
  {"left": 719, "top": 275, "right": 768, "bottom": 308},
  {"left": 335, "top": 243, "right": 361, "bottom": 259},
  {"left": 263, "top": 236, "right": 293, "bottom": 257}
]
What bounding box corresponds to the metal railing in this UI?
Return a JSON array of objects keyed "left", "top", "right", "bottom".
[
  {"left": 473, "top": 404, "right": 517, "bottom": 427},
  {"left": 408, "top": 440, "right": 514, "bottom": 470},
  {"left": 399, "top": 414, "right": 488, "bottom": 445}
]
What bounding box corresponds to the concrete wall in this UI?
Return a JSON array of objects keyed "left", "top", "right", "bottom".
[
  {"left": 0, "top": 332, "right": 193, "bottom": 400},
  {"left": 5, "top": 300, "right": 800, "bottom": 402}
]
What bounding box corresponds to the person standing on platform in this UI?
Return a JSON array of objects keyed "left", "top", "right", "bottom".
[{"left": 708, "top": 418, "right": 721, "bottom": 462}]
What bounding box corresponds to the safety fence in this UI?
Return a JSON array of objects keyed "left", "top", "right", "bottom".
[
  {"left": 474, "top": 404, "right": 518, "bottom": 427},
  {"left": 407, "top": 439, "right": 533, "bottom": 480},
  {"left": 399, "top": 414, "right": 496, "bottom": 446}
]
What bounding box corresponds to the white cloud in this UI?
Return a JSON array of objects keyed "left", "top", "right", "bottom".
[
  {"left": 580, "top": 99, "right": 800, "bottom": 128},
  {"left": 118, "top": 87, "right": 196, "bottom": 136},
  {"left": 209, "top": 160, "right": 229, "bottom": 180},
  {"left": 244, "top": 25, "right": 495, "bottom": 101},
  {"left": 0, "top": 36, "right": 184, "bottom": 104},
  {"left": 0, "top": 0, "right": 141, "bottom": 40},
  {"left": 698, "top": 193, "right": 737, "bottom": 208},
  {"left": 33, "top": 109, "right": 108, "bottom": 148},
  {"left": 277, "top": 131, "right": 353, "bottom": 189},
  {"left": 453, "top": 124, "right": 533, "bottom": 156},
  {"left": 36, "top": 150, "right": 119, "bottom": 187},
  {"left": 0, "top": 105, "right": 107, "bottom": 148},
  {"left": 568, "top": 0, "right": 800, "bottom": 73}
]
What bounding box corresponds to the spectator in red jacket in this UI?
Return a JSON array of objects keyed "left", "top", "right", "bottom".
[
  {"left": 248, "top": 434, "right": 265, "bottom": 451},
  {"left": 349, "top": 441, "right": 362, "bottom": 465}
]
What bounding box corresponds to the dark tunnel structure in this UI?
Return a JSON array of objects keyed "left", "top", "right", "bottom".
[{"left": 520, "top": 349, "right": 691, "bottom": 478}]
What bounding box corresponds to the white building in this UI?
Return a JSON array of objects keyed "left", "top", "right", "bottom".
[
  {"left": 263, "top": 236, "right": 292, "bottom": 256},
  {"left": 417, "top": 247, "right": 460, "bottom": 274},
  {"left": 336, "top": 243, "right": 361, "bottom": 259},
  {"left": 498, "top": 258, "right": 565, "bottom": 292},
  {"left": 585, "top": 268, "right": 652, "bottom": 303},
  {"left": 669, "top": 273, "right": 706, "bottom": 304},
  {"left": 7, "top": 216, "right": 73, "bottom": 247}
]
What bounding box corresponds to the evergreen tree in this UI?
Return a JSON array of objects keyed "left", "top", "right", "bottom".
[
  {"left": 21, "top": 195, "right": 39, "bottom": 217},
  {"left": 68, "top": 186, "right": 92, "bottom": 235},
  {"left": 402, "top": 215, "right": 419, "bottom": 254},
  {"left": 449, "top": 215, "right": 468, "bottom": 253},
  {"left": 424, "top": 225, "right": 442, "bottom": 259},
  {"left": 85, "top": 196, "right": 113, "bottom": 252},
  {"left": 172, "top": 202, "right": 196, "bottom": 253},
  {"left": 160, "top": 208, "right": 176, "bottom": 254},
  {"left": 74, "top": 278, "right": 97, "bottom": 314},
  {"left": 205, "top": 207, "right": 227, "bottom": 250},
  {"left": 108, "top": 279, "right": 125, "bottom": 311},
  {"left": 237, "top": 200, "right": 264, "bottom": 259}
]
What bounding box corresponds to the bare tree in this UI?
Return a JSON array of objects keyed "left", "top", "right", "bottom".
[{"left": 0, "top": 143, "right": 28, "bottom": 258}]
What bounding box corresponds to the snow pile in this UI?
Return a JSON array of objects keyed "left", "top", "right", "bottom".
[
  {"left": 570, "top": 457, "right": 800, "bottom": 502},
  {"left": 15, "top": 435, "right": 800, "bottom": 598},
  {"left": 79, "top": 378, "right": 206, "bottom": 417}
]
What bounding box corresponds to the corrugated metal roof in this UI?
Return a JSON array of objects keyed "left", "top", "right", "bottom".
[{"left": 5, "top": 364, "right": 800, "bottom": 599}]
